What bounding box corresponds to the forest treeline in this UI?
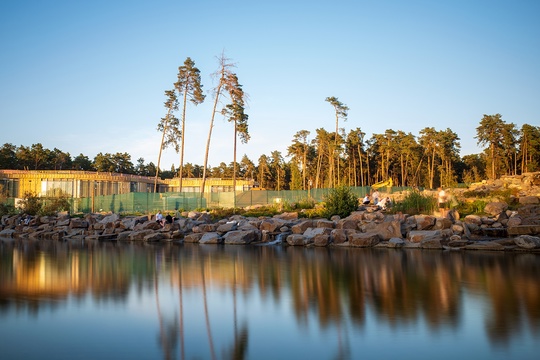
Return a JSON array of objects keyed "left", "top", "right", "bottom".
[
  {"left": 3, "top": 53, "right": 539, "bottom": 191},
  {"left": 1, "top": 114, "right": 538, "bottom": 190}
]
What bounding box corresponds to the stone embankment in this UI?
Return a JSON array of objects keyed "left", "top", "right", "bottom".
[
  {"left": 2, "top": 172, "right": 539, "bottom": 251},
  {"left": 1, "top": 202, "right": 539, "bottom": 252}
]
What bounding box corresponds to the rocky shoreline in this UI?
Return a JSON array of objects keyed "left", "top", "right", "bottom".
[
  {"left": 2, "top": 172, "right": 540, "bottom": 251},
  {"left": 2, "top": 201, "right": 540, "bottom": 252}
]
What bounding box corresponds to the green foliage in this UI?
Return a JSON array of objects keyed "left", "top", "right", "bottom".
[
  {"left": 457, "top": 199, "right": 487, "bottom": 216},
  {"left": 16, "top": 191, "right": 71, "bottom": 216},
  {"left": 322, "top": 186, "right": 358, "bottom": 219},
  {"left": 17, "top": 192, "right": 43, "bottom": 215},
  {"left": 40, "top": 197, "right": 71, "bottom": 216},
  {"left": 0, "top": 202, "right": 17, "bottom": 216},
  {"left": 391, "top": 190, "right": 436, "bottom": 215},
  {"left": 294, "top": 197, "right": 316, "bottom": 210},
  {"left": 300, "top": 204, "right": 327, "bottom": 219},
  {"left": 0, "top": 186, "right": 16, "bottom": 216}
]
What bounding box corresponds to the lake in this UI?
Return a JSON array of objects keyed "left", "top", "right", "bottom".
[{"left": 0, "top": 238, "right": 538, "bottom": 360}]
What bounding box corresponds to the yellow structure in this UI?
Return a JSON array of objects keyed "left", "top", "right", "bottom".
[
  {"left": 0, "top": 170, "right": 255, "bottom": 199},
  {"left": 372, "top": 178, "right": 393, "bottom": 190}
]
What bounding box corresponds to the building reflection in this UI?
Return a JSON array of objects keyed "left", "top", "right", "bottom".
[{"left": 1, "top": 238, "right": 539, "bottom": 351}]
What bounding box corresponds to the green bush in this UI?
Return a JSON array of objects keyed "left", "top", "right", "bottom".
[
  {"left": 391, "top": 190, "right": 436, "bottom": 215},
  {"left": 457, "top": 199, "right": 487, "bottom": 216},
  {"left": 40, "top": 197, "right": 71, "bottom": 216},
  {"left": 0, "top": 202, "right": 17, "bottom": 217},
  {"left": 16, "top": 192, "right": 71, "bottom": 216},
  {"left": 294, "top": 197, "right": 316, "bottom": 210},
  {"left": 323, "top": 186, "right": 359, "bottom": 219},
  {"left": 17, "top": 192, "right": 43, "bottom": 216}
]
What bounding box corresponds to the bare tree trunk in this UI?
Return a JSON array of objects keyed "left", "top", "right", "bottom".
[
  {"left": 233, "top": 121, "right": 237, "bottom": 209},
  {"left": 315, "top": 147, "right": 322, "bottom": 188},
  {"left": 155, "top": 107, "right": 172, "bottom": 193},
  {"left": 178, "top": 90, "right": 188, "bottom": 192},
  {"left": 201, "top": 82, "right": 223, "bottom": 198}
]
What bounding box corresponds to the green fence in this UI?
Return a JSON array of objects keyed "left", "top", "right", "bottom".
[
  {"left": 66, "top": 186, "right": 384, "bottom": 214},
  {"left": 5, "top": 186, "right": 422, "bottom": 215}
]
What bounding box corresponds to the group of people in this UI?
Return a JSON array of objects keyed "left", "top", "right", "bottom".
[
  {"left": 361, "top": 190, "right": 392, "bottom": 210},
  {"left": 155, "top": 209, "right": 181, "bottom": 227}
]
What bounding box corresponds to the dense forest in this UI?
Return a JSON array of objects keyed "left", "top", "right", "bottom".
[{"left": 1, "top": 114, "right": 539, "bottom": 190}]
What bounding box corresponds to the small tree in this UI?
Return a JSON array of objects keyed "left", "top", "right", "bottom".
[
  {"left": 155, "top": 89, "right": 180, "bottom": 192},
  {"left": 323, "top": 186, "right": 358, "bottom": 219}
]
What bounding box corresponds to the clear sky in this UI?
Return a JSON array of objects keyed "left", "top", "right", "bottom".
[{"left": 1, "top": 0, "right": 539, "bottom": 171}]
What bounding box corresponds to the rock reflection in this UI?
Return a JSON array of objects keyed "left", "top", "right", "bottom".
[{"left": 1, "top": 238, "right": 540, "bottom": 350}]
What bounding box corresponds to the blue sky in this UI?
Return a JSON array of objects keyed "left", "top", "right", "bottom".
[{"left": 1, "top": 0, "right": 539, "bottom": 171}]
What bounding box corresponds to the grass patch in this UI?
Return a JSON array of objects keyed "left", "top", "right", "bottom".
[{"left": 391, "top": 190, "right": 437, "bottom": 215}]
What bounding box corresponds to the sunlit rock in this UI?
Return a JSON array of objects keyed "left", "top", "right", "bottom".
[
  {"left": 314, "top": 234, "right": 330, "bottom": 247},
  {"left": 286, "top": 234, "right": 308, "bottom": 246},
  {"left": 199, "top": 232, "right": 222, "bottom": 244},
  {"left": 184, "top": 233, "right": 203, "bottom": 243},
  {"left": 484, "top": 202, "right": 508, "bottom": 216},
  {"left": 349, "top": 232, "right": 380, "bottom": 247},
  {"left": 291, "top": 220, "right": 315, "bottom": 234}
]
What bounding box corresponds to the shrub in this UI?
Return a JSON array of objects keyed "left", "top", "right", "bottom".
[
  {"left": 295, "top": 197, "right": 316, "bottom": 210},
  {"left": 17, "top": 192, "right": 43, "bottom": 216},
  {"left": 16, "top": 191, "right": 71, "bottom": 216},
  {"left": 457, "top": 199, "right": 487, "bottom": 216},
  {"left": 0, "top": 202, "right": 17, "bottom": 217},
  {"left": 323, "top": 186, "right": 359, "bottom": 219},
  {"left": 40, "top": 197, "right": 71, "bottom": 216}
]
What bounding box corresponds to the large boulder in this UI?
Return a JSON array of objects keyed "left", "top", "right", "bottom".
[
  {"left": 144, "top": 233, "right": 165, "bottom": 242},
  {"left": 331, "top": 229, "right": 355, "bottom": 244},
  {"left": 199, "top": 232, "right": 223, "bottom": 244},
  {"left": 194, "top": 223, "right": 219, "bottom": 233},
  {"left": 286, "top": 234, "right": 310, "bottom": 246},
  {"left": 361, "top": 220, "right": 402, "bottom": 240},
  {"left": 303, "top": 227, "right": 332, "bottom": 241},
  {"left": 217, "top": 221, "right": 238, "bottom": 233},
  {"left": 408, "top": 230, "right": 443, "bottom": 243},
  {"left": 223, "top": 230, "right": 260, "bottom": 245},
  {"left": 259, "top": 218, "right": 287, "bottom": 233},
  {"left": 519, "top": 196, "right": 539, "bottom": 205},
  {"left": 316, "top": 219, "right": 335, "bottom": 229},
  {"left": 514, "top": 235, "right": 540, "bottom": 249},
  {"left": 420, "top": 237, "right": 443, "bottom": 249},
  {"left": 273, "top": 212, "right": 298, "bottom": 220},
  {"left": 184, "top": 233, "right": 203, "bottom": 243},
  {"left": 484, "top": 202, "right": 508, "bottom": 217},
  {"left": 414, "top": 215, "right": 436, "bottom": 230},
  {"left": 69, "top": 218, "right": 89, "bottom": 229},
  {"left": 129, "top": 230, "right": 155, "bottom": 241},
  {"left": 291, "top": 220, "right": 315, "bottom": 234},
  {"left": 313, "top": 234, "right": 331, "bottom": 247},
  {"left": 336, "top": 218, "right": 358, "bottom": 230},
  {"left": 100, "top": 213, "right": 120, "bottom": 224},
  {"left": 349, "top": 232, "right": 380, "bottom": 247}
]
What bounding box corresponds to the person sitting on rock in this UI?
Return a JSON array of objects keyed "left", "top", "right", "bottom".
[
  {"left": 155, "top": 210, "right": 164, "bottom": 227},
  {"left": 165, "top": 213, "right": 173, "bottom": 224},
  {"left": 362, "top": 195, "right": 370, "bottom": 205}
]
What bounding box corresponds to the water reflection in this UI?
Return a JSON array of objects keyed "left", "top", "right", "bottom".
[{"left": 1, "top": 238, "right": 539, "bottom": 359}]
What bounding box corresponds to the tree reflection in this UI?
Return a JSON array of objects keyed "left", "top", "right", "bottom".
[{"left": 1, "top": 238, "right": 540, "bottom": 352}]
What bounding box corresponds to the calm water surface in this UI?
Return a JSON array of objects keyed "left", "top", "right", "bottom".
[{"left": 0, "top": 238, "right": 539, "bottom": 360}]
